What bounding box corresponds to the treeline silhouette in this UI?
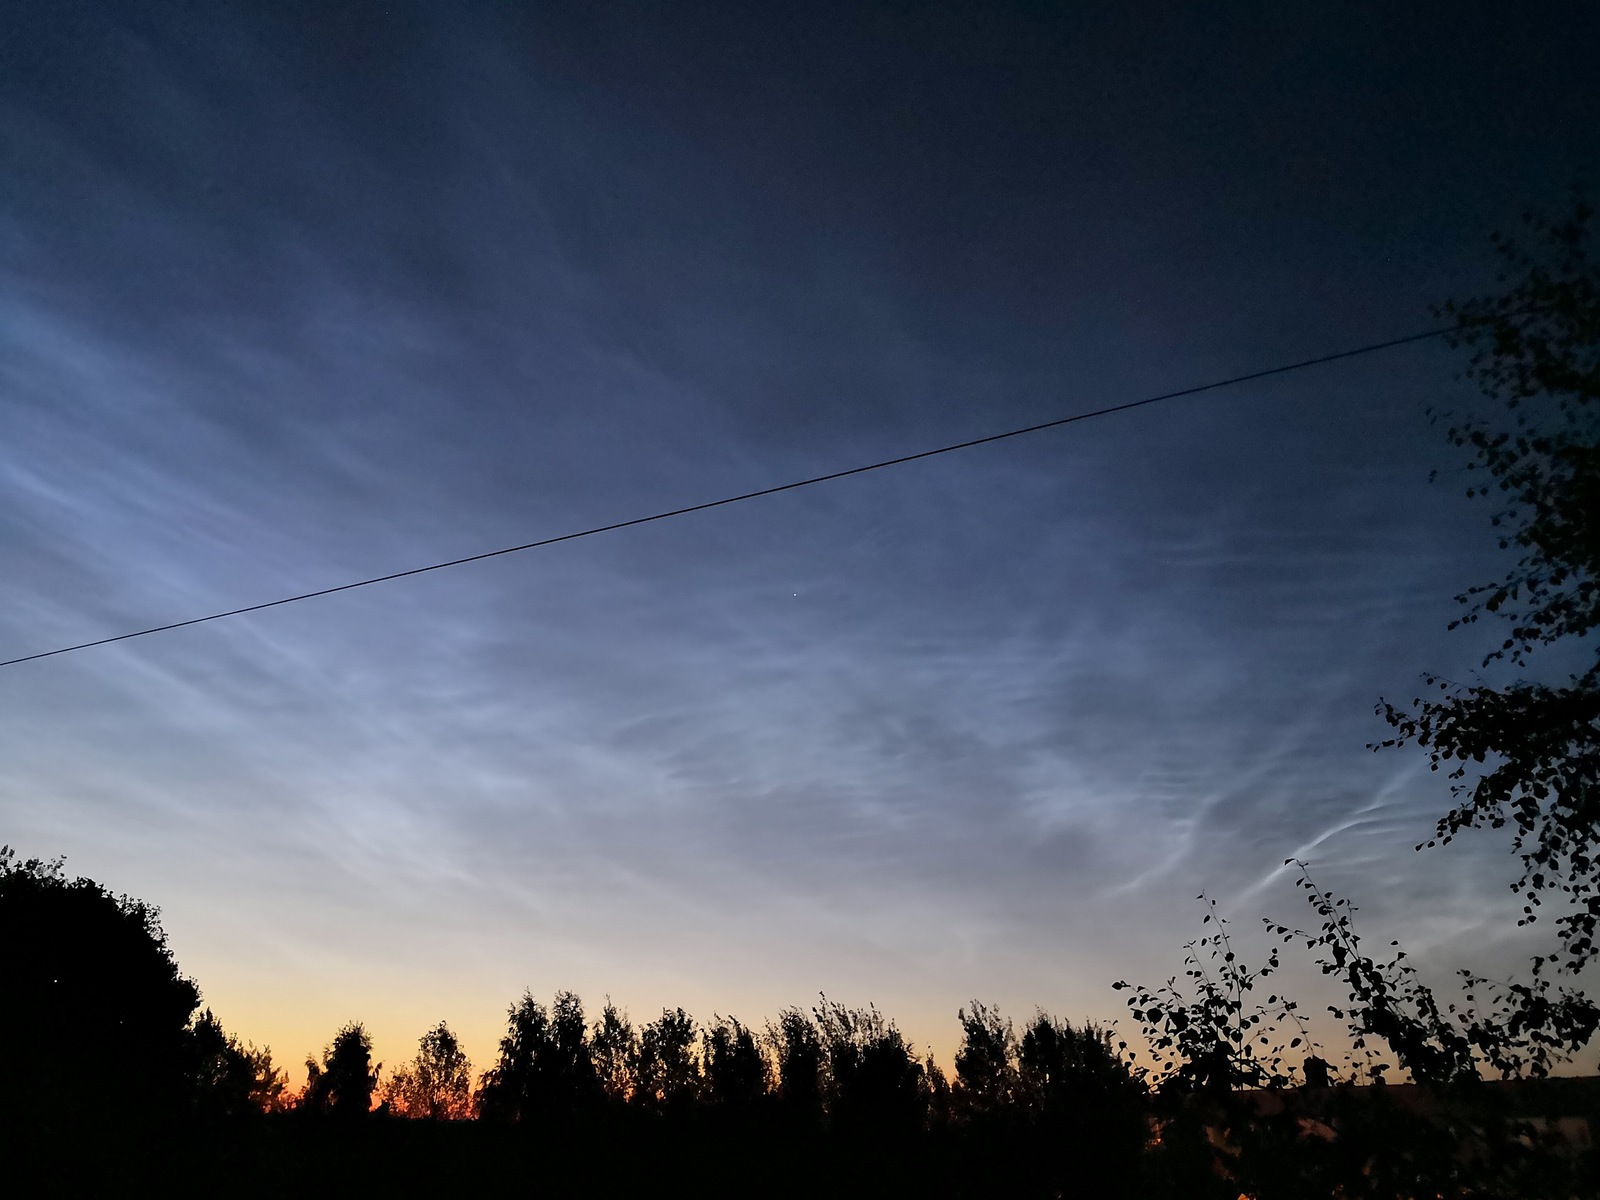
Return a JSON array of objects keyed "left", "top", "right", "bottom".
[
  {"left": 8, "top": 846, "right": 1599, "bottom": 1199},
  {"left": 1, "top": 847, "right": 1149, "bottom": 1197}
]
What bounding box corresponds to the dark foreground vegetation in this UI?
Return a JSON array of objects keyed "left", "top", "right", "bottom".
[
  {"left": 1, "top": 845, "right": 1149, "bottom": 1197},
  {"left": 5, "top": 844, "right": 1600, "bottom": 1200}
]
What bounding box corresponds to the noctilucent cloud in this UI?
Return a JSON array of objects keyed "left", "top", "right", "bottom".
[{"left": 3, "top": 1, "right": 1598, "bottom": 1073}]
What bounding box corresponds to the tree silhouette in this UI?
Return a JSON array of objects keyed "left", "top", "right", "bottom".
[
  {"left": 921, "top": 1052, "right": 951, "bottom": 1131},
  {"left": 701, "top": 1016, "right": 769, "bottom": 1111},
  {"left": 241, "top": 1041, "right": 290, "bottom": 1113},
  {"left": 591, "top": 998, "right": 638, "bottom": 1103},
  {"left": 188, "top": 1007, "right": 288, "bottom": 1117},
  {"left": 0, "top": 847, "right": 201, "bottom": 1127},
  {"left": 1378, "top": 196, "right": 1600, "bottom": 976},
  {"left": 303, "top": 1021, "right": 379, "bottom": 1117},
  {"left": 633, "top": 1007, "right": 700, "bottom": 1112},
  {"left": 382, "top": 1021, "right": 473, "bottom": 1119},
  {"left": 1016, "top": 1013, "right": 1143, "bottom": 1114},
  {"left": 1015, "top": 1013, "right": 1146, "bottom": 1197},
  {"left": 768, "top": 1007, "right": 825, "bottom": 1126},
  {"left": 954, "top": 1000, "right": 1017, "bottom": 1117},
  {"left": 476, "top": 990, "right": 599, "bottom": 1122},
  {"left": 813, "top": 998, "right": 925, "bottom": 1136}
]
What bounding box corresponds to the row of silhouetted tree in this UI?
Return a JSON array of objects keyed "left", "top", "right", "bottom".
[
  {"left": 314, "top": 990, "right": 1143, "bottom": 1139},
  {"left": 1, "top": 846, "right": 1151, "bottom": 1197},
  {"left": 8, "top": 845, "right": 1600, "bottom": 1200},
  {"left": 239, "top": 990, "right": 1142, "bottom": 1152}
]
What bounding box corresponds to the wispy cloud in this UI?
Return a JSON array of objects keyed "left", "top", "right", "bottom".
[{"left": 3, "top": 0, "right": 1591, "bottom": 1071}]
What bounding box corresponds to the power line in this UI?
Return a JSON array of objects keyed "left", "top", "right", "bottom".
[{"left": 0, "top": 322, "right": 1459, "bottom": 670}]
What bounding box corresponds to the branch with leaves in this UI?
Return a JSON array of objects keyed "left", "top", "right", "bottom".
[{"left": 1377, "top": 196, "right": 1600, "bottom": 976}]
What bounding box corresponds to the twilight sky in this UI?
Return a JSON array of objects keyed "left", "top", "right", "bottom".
[{"left": 3, "top": 0, "right": 1598, "bottom": 1076}]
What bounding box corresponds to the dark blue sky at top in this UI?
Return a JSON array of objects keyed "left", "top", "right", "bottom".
[{"left": 2, "top": 1, "right": 1597, "bottom": 1067}]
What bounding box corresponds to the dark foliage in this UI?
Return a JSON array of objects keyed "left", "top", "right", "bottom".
[
  {"left": 1377, "top": 196, "right": 1600, "bottom": 975},
  {"left": 0, "top": 846, "right": 201, "bottom": 1128},
  {"left": 303, "top": 1021, "right": 379, "bottom": 1117},
  {"left": 1114, "top": 897, "right": 1308, "bottom": 1095},
  {"left": 702, "top": 1015, "right": 768, "bottom": 1111},
  {"left": 383, "top": 1021, "right": 473, "bottom": 1119},
  {"left": 476, "top": 990, "right": 600, "bottom": 1123},
  {"left": 1017, "top": 1014, "right": 1148, "bottom": 1190},
  {"left": 633, "top": 1006, "right": 700, "bottom": 1112},
  {"left": 188, "top": 1007, "right": 288, "bottom": 1118},
  {"left": 5, "top": 846, "right": 1594, "bottom": 1198},
  {"left": 813, "top": 996, "right": 926, "bottom": 1138},
  {"left": 954, "top": 1000, "right": 1016, "bottom": 1116},
  {"left": 1269, "top": 864, "right": 1597, "bottom": 1084},
  {"left": 769, "top": 1005, "right": 826, "bottom": 1122},
  {"left": 1120, "top": 877, "right": 1599, "bottom": 1198}
]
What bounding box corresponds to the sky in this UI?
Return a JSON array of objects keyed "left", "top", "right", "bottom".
[{"left": 3, "top": 0, "right": 1599, "bottom": 1079}]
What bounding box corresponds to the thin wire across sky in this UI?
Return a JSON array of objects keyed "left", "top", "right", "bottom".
[{"left": 0, "top": 322, "right": 1463, "bottom": 670}]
